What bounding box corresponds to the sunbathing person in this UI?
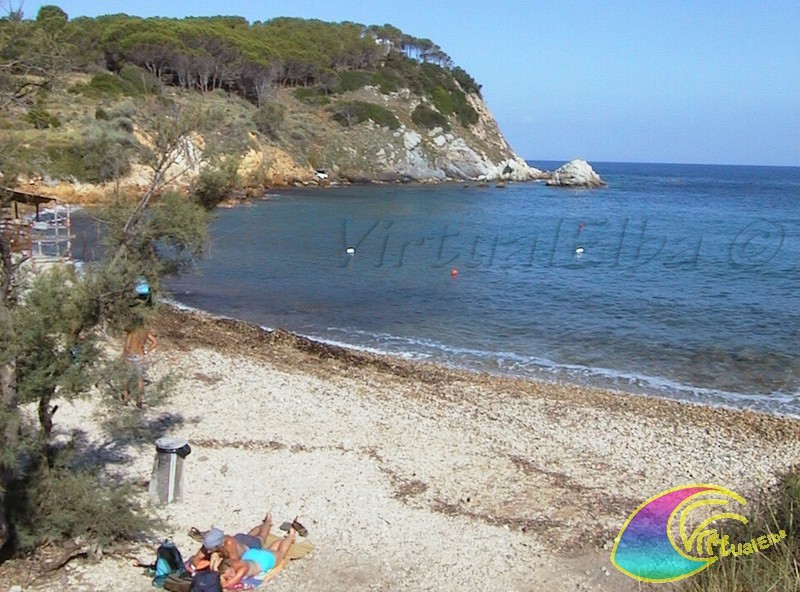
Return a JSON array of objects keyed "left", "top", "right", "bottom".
[
  {"left": 217, "top": 527, "right": 296, "bottom": 589},
  {"left": 189, "top": 513, "right": 274, "bottom": 570}
]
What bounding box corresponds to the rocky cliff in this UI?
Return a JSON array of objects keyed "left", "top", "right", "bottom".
[
  {"left": 16, "top": 79, "right": 545, "bottom": 203},
  {"left": 290, "top": 86, "right": 544, "bottom": 185}
]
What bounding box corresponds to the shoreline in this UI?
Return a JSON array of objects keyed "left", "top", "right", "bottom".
[
  {"left": 154, "top": 306, "right": 800, "bottom": 440},
  {"left": 163, "top": 297, "right": 800, "bottom": 422},
  {"left": 9, "top": 305, "right": 800, "bottom": 591}
]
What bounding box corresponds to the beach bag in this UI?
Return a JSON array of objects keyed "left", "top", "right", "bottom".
[
  {"left": 152, "top": 540, "right": 186, "bottom": 588},
  {"left": 164, "top": 573, "right": 193, "bottom": 592},
  {"left": 189, "top": 570, "right": 222, "bottom": 592}
]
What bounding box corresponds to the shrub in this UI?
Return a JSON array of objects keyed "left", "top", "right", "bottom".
[
  {"left": 373, "top": 69, "right": 401, "bottom": 94},
  {"left": 431, "top": 86, "right": 478, "bottom": 127},
  {"left": 25, "top": 105, "right": 61, "bottom": 129},
  {"left": 294, "top": 87, "right": 330, "bottom": 105},
  {"left": 336, "top": 70, "right": 375, "bottom": 93},
  {"left": 330, "top": 101, "right": 400, "bottom": 130},
  {"left": 411, "top": 104, "right": 450, "bottom": 131},
  {"left": 118, "top": 64, "right": 162, "bottom": 95},
  {"left": 252, "top": 102, "right": 285, "bottom": 140},
  {"left": 68, "top": 70, "right": 154, "bottom": 100},
  {"left": 456, "top": 102, "right": 479, "bottom": 127},
  {"left": 451, "top": 66, "right": 482, "bottom": 95},
  {"left": 431, "top": 86, "right": 456, "bottom": 115},
  {"left": 6, "top": 451, "right": 156, "bottom": 551},
  {"left": 25, "top": 93, "right": 61, "bottom": 129},
  {"left": 191, "top": 162, "right": 240, "bottom": 210},
  {"left": 66, "top": 120, "right": 137, "bottom": 183},
  {"left": 69, "top": 71, "right": 131, "bottom": 99}
]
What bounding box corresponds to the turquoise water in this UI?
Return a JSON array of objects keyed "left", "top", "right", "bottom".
[{"left": 164, "top": 162, "right": 800, "bottom": 415}]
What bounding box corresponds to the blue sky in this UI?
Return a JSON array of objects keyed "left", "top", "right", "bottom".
[{"left": 19, "top": 0, "right": 800, "bottom": 166}]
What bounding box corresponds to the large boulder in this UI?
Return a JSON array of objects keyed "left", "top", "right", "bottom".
[
  {"left": 546, "top": 159, "right": 606, "bottom": 188},
  {"left": 481, "top": 157, "right": 547, "bottom": 182}
]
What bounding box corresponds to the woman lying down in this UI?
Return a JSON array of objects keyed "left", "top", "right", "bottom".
[{"left": 214, "top": 526, "right": 296, "bottom": 589}]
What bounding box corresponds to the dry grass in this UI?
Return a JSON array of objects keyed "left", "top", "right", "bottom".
[{"left": 683, "top": 469, "right": 800, "bottom": 592}]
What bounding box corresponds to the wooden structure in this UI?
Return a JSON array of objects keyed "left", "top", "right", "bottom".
[{"left": 1, "top": 187, "right": 73, "bottom": 265}]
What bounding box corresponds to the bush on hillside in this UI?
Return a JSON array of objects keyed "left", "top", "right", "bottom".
[
  {"left": 411, "top": 104, "right": 449, "bottom": 131},
  {"left": 329, "top": 100, "right": 400, "bottom": 130},
  {"left": 69, "top": 72, "right": 133, "bottom": 99},
  {"left": 294, "top": 87, "right": 330, "bottom": 105},
  {"left": 191, "top": 161, "right": 240, "bottom": 210},
  {"left": 451, "top": 66, "right": 482, "bottom": 95},
  {"left": 252, "top": 102, "right": 285, "bottom": 140},
  {"left": 336, "top": 70, "right": 375, "bottom": 93},
  {"left": 68, "top": 120, "right": 137, "bottom": 183},
  {"left": 25, "top": 104, "right": 61, "bottom": 129},
  {"left": 118, "top": 64, "right": 162, "bottom": 95},
  {"left": 431, "top": 86, "right": 478, "bottom": 127}
]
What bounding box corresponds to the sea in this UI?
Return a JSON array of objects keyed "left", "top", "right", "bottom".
[{"left": 150, "top": 162, "right": 800, "bottom": 416}]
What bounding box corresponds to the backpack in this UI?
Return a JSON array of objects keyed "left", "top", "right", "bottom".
[
  {"left": 152, "top": 540, "right": 186, "bottom": 588},
  {"left": 164, "top": 573, "right": 193, "bottom": 592},
  {"left": 190, "top": 570, "right": 222, "bottom": 592}
]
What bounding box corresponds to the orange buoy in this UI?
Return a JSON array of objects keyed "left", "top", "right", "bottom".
[{"left": 450, "top": 268, "right": 459, "bottom": 277}]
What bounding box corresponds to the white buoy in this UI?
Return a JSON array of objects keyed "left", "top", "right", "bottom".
[
  {"left": 346, "top": 247, "right": 355, "bottom": 255},
  {"left": 575, "top": 246, "right": 584, "bottom": 255}
]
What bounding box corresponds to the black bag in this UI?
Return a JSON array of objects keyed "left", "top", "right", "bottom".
[
  {"left": 164, "top": 572, "right": 193, "bottom": 592},
  {"left": 190, "top": 570, "right": 222, "bottom": 592}
]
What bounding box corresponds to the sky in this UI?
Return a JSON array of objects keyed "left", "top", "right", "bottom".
[{"left": 17, "top": 0, "right": 800, "bottom": 166}]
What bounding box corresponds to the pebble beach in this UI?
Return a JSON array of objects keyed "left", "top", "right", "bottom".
[{"left": 5, "top": 306, "right": 800, "bottom": 592}]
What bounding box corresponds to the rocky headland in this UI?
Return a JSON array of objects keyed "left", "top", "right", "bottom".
[{"left": 15, "top": 82, "right": 550, "bottom": 204}]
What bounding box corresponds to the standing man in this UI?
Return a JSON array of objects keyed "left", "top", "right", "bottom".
[{"left": 123, "top": 321, "right": 158, "bottom": 407}]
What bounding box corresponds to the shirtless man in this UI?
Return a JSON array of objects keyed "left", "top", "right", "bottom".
[
  {"left": 217, "top": 527, "right": 296, "bottom": 589},
  {"left": 122, "top": 323, "right": 158, "bottom": 407},
  {"left": 189, "top": 513, "right": 274, "bottom": 572}
]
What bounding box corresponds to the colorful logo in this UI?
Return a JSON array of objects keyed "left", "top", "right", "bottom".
[{"left": 611, "top": 484, "right": 748, "bottom": 582}]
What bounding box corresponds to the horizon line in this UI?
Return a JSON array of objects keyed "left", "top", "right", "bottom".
[{"left": 525, "top": 159, "right": 800, "bottom": 168}]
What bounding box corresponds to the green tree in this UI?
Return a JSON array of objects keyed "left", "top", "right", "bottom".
[
  {"left": 35, "top": 5, "right": 68, "bottom": 32},
  {"left": 0, "top": 97, "right": 208, "bottom": 555}
]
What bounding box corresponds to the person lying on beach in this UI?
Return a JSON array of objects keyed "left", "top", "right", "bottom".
[
  {"left": 189, "top": 512, "right": 275, "bottom": 570},
  {"left": 217, "top": 527, "right": 296, "bottom": 589}
]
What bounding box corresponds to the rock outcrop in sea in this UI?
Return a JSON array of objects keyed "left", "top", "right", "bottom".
[{"left": 546, "top": 159, "right": 606, "bottom": 188}]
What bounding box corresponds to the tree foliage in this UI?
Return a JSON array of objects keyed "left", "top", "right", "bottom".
[
  {"left": 0, "top": 71, "right": 208, "bottom": 555},
  {"left": 412, "top": 104, "right": 450, "bottom": 131},
  {"left": 0, "top": 7, "right": 490, "bottom": 554},
  {"left": 2, "top": 7, "right": 482, "bottom": 123},
  {"left": 329, "top": 100, "right": 400, "bottom": 130}
]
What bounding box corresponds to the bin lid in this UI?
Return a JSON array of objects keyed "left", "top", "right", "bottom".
[{"left": 155, "top": 437, "right": 189, "bottom": 453}]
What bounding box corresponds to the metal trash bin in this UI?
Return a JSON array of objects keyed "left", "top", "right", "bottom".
[{"left": 149, "top": 437, "right": 191, "bottom": 504}]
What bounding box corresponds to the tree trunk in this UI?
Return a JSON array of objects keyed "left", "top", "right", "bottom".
[
  {"left": 37, "top": 387, "right": 56, "bottom": 459},
  {"left": 0, "top": 233, "right": 18, "bottom": 552},
  {"left": 0, "top": 357, "right": 18, "bottom": 552}
]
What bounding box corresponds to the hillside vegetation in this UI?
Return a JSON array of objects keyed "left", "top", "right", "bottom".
[{"left": 0, "top": 6, "right": 529, "bottom": 203}]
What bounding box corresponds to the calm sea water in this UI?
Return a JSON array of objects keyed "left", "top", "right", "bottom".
[{"left": 163, "top": 162, "right": 800, "bottom": 416}]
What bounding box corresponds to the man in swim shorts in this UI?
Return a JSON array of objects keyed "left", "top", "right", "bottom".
[
  {"left": 217, "top": 527, "right": 296, "bottom": 589},
  {"left": 122, "top": 321, "right": 158, "bottom": 407}
]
